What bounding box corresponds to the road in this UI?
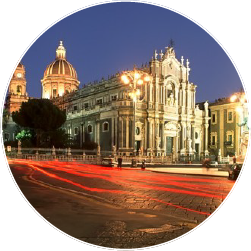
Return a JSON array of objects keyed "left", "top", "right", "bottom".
[{"left": 8, "top": 159, "right": 234, "bottom": 249}]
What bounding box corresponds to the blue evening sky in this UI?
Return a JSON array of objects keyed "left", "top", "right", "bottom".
[{"left": 21, "top": 2, "right": 242, "bottom": 103}]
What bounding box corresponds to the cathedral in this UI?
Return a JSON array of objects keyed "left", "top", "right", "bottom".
[{"left": 4, "top": 41, "right": 210, "bottom": 160}]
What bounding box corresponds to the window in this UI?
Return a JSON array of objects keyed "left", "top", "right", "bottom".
[
  {"left": 227, "top": 110, "right": 233, "bottom": 123},
  {"left": 4, "top": 133, "right": 9, "bottom": 141},
  {"left": 53, "top": 89, "right": 57, "bottom": 98},
  {"left": 111, "top": 95, "right": 117, "bottom": 101},
  {"left": 96, "top": 98, "right": 103, "bottom": 105},
  {"left": 73, "top": 105, "right": 78, "bottom": 111},
  {"left": 102, "top": 122, "right": 109, "bottom": 132},
  {"left": 87, "top": 125, "right": 93, "bottom": 133},
  {"left": 211, "top": 112, "right": 217, "bottom": 124},
  {"left": 74, "top": 127, "right": 78, "bottom": 135},
  {"left": 212, "top": 136, "right": 216, "bottom": 146},
  {"left": 212, "top": 114, "right": 216, "bottom": 123},
  {"left": 16, "top": 85, "right": 22, "bottom": 94},
  {"left": 210, "top": 132, "right": 217, "bottom": 147},
  {"left": 228, "top": 134, "right": 232, "bottom": 143},
  {"left": 226, "top": 131, "right": 234, "bottom": 146},
  {"left": 84, "top": 103, "right": 89, "bottom": 109},
  {"left": 195, "top": 132, "right": 199, "bottom": 139}
]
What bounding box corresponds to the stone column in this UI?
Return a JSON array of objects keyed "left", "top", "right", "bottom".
[
  {"left": 118, "top": 117, "right": 123, "bottom": 150},
  {"left": 96, "top": 122, "right": 100, "bottom": 145},
  {"left": 204, "top": 124, "right": 209, "bottom": 156},
  {"left": 81, "top": 123, "right": 84, "bottom": 146},
  {"left": 192, "top": 125, "right": 195, "bottom": 151},
  {"left": 126, "top": 117, "right": 129, "bottom": 149},
  {"left": 161, "top": 122, "right": 165, "bottom": 149},
  {"left": 175, "top": 87, "right": 179, "bottom": 107},
  {"left": 187, "top": 85, "right": 191, "bottom": 109},
  {"left": 148, "top": 119, "right": 152, "bottom": 149},
  {"left": 175, "top": 135, "right": 179, "bottom": 160},
  {"left": 115, "top": 117, "right": 118, "bottom": 149},
  {"left": 111, "top": 118, "right": 114, "bottom": 147},
  {"left": 180, "top": 124, "right": 185, "bottom": 150},
  {"left": 182, "top": 85, "right": 186, "bottom": 108}
]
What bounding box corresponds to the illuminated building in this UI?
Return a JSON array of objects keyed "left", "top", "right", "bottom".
[
  {"left": 209, "top": 93, "right": 249, "bottom": 161},
  {"left": 3, "top": 62, "right": 29, "bottom": 141},
  {"left": 52, "top": 45, "right": 210, "bottom": 160},
  {"left": 6, "top": 62, "right": 29, "bottom": 113}
]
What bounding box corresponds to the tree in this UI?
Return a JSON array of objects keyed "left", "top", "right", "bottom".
[
  {"left": 12, "top": 99, "right": 66, "bottom": 146},
  {"left": 41, "top": 128, "right": 70, "bottom": 148},
  {"left": 2, "top": 108, "right": 9, "bottom": 129}
]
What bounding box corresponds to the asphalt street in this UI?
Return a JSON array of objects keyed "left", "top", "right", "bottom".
[{"left": 8, "top": 159, "right": 234, "bottom": 249}]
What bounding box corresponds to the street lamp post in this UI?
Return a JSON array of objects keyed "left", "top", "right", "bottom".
[{"left": 121, "top": 69, "right": 151, "bottom": 156}]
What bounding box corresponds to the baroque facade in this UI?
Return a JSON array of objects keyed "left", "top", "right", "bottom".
[{"left": 50, "top": 43, "right": 210, "bottom": 159}]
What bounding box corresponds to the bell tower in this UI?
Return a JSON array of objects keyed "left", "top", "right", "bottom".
[{"left": 6, "top": 62, "right": 29, "bottom": 113}]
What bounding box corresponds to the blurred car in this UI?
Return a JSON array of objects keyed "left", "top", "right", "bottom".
[
  {"left": 203, "top": 159, "right": 218, "bottom": 167},
  {"left": 228, "top": 163, "right": 242, "bottom": 180},
  {"left": 101, "top": 157, "right": 117, "bottom": 167},
  {"left": 209, "top": 161, "right": 218, "bottom": 167}
]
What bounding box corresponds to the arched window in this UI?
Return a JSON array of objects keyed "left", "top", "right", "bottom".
[
  {"left": 102, "top": 122, "right": 109, "bottom": 132},
  {"left": 52, "top": 89, "right": 57, "bottom": 98},
  {"left": 87, "top": 124, "right": 93, "bottom": 134},
  {"left": 166, "top": 83, "right": 174, "bottom": 98},
  {"left": 16, "top": 85, "right": 22, "bottom": 94}
]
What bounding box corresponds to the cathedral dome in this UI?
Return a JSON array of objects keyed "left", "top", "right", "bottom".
[
  {"left": 41, "top": 41, "right": 80, "bottom": 99},
  {"left": 43, "top": 41, "right": 78, "bottom": 80}
]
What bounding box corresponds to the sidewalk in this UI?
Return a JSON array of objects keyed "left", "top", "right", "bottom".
[{"left": 145, "top": 167, "right": 229, "bottom": 177}]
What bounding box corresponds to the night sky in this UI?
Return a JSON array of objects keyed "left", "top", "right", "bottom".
[{"left": 21, "top": 2, "right": 242, "bottom": 103}]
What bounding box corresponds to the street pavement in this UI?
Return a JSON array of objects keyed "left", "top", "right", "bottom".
[{"left": 8, "top": 159, "right": 234, "bottom": 249}]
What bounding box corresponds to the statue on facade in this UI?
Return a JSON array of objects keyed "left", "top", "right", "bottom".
[
  {"left": 112, "top": 145, "right": 116, "bottom": 157},
  {"left": 155, "top": 136, "right": 161, "bottom": 149},
  {"left": 169, "top": 93, "right": 174, "bottom": 106},
  {"left": 204, "top": 101, "right": 209, "bottom": 116}
]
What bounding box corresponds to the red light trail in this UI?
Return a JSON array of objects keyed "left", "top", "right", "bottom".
[{"left": 9, "top": 159, "right": 234, "bottom": 217}]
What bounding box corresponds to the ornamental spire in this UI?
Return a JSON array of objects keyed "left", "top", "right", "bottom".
[{"left": 56, "top": 40, "right": 66, "bottom": 59}]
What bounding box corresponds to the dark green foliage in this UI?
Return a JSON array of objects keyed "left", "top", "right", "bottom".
[
  {"left": 12, "top": 99, "right": 66, "bottom": 132},
  {"left": 12, "top": 99, "right": 66, "bottom": 147},
  {"left": 40, "top": 129, "right": 70, "bottom": 148},
  {"left": 2, "top": 108, "right": 9, "bottom": 129},
  {"left": 4, "top": 140, "right": 18, "bottom": 147}
]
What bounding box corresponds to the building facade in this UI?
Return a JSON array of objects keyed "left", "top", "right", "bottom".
[
  {"left": 51, "top": 44, "right": 210, "bottom": 159},
  {"left": 209, "top": 93, "right": 249, "bottom": 160}
]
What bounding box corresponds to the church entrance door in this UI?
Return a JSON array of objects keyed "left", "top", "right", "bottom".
[{"left": 166, "top": 137, "right": 173, "bottom": 155}]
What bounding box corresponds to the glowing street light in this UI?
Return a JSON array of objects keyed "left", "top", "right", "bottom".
[
  {"left": 230, "top": 94, "right": 237, "bottom": 102},
  {"left": 121, "top": 69, "right": 151, "bottom": 156}
]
